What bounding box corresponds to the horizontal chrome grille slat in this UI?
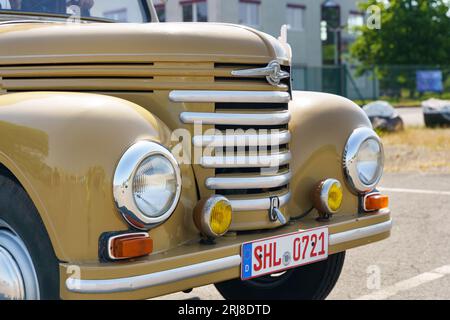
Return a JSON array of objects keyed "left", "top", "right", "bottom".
[
  {"left": 193, "top": 131, "right": 291, "bottom": 147},
  {"left": 169, "top": 90, "right": 291, "bottom": 103},
  {"left": 230, "top": 193, "right": 291, "bottom": 211},
  {"left": 206, "top": 171, "right": 292, "bottom": 190},
  {"left": 200, "top": 152, "right": 291, "bottom": 168},
  {"left": 180, "top": 111, "right": 290, "bottom": 126},
  {"left": 172, "top": 88, "right": 292, "bottom": 221}
]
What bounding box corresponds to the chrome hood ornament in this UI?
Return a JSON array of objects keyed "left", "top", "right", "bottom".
[{"left": 231, "top": 60, "right": 290, "bottom": 86}]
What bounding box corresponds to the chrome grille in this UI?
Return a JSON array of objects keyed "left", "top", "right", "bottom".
[{"left": 171, "top": 90, "right": 292, "bottom": 218}]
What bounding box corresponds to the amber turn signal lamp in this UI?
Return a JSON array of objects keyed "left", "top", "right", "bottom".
[
  {"left": 109, "top": 233, "right": 153, "bottom": 260},
  {"left": 364, "top": 193, "right": 389, "bottom": 212}
]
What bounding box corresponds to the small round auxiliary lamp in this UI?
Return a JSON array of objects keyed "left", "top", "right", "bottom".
[
  {"left": 193, "top": 195, "right": 233, "bottom": 243},
  {"left": 312, "top": 179, "right": 343, "bottom": 221}
]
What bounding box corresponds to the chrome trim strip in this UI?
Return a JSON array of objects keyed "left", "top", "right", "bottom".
[
  {"left": 66, "top": 255, "right": 241, "bottom": 294},
  {"left": 0, "top": 20, "right": 56, "bottom": 25},
  {"left": 200, "top": 152, "right": 291, "bottom": 168},
  {"left": 206, "top": 171, "right": 292, "bottom": 190},
  {"left": 329, "top": 220, "right": 392, "bottom": 245},
  {"left": 193, "top": 131, "right": 291, "bottom": 147},
  {"left": 180, "top": 111, "right": 290, "bottom": 126},
  {"left": 169, "top": 90, "right": 291, "bottom": 103},
  {"left": 229, "top": 192, "right": 291, "bottom": 211}
]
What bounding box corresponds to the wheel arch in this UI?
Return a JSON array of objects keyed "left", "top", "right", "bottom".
[{"left": 0, "top": 156, "right": 65, "bottom": 259}]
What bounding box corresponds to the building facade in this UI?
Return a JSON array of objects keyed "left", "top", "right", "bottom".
[{"left": 154, "top": 0, "right": 365, "bottom": 67}]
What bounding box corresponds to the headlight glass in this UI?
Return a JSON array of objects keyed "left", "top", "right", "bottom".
[
  {"left": 133, "top": 155, "right": 178, "bottom": 218},
  {"left": 356, "top": 138, "right": 384, "bottom": 186},
  {"left": 343, "top": 128, "right": 384, "bottom": 193}
]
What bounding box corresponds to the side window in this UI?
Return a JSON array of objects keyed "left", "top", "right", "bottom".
[
  {"left": 154, "top": 1, "right": 166, "bottom": 22},
  {"left": 286, "top": 4, "right": 305, "bottom": 31},
  {"left": 181, "top": 0, "right": 207, "bottom": 22},
  {"left": 0, "top": 0, "right": 12, "bottom": 9},
  {"left": 239, "top": 0, "right": 260, "bottom": 28},
  {"left": 348, "top": 11, "right": 364, "bottom": 35}
]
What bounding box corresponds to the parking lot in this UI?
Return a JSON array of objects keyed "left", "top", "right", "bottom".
[
  {"left": 396, "top": 107, "right": 425, "bottom": 127},
  {"left": 156, "top": 172, "right": 450, "bottom": 300}
]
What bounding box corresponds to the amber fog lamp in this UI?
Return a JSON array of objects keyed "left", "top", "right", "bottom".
[
  {"left": 313, "top": 179, "right": 343, "bottom": 217},
  {"left": 364, "top": 193, "right": 389, "bottom": 212},
  {"left": 194, "top": 195, "right": 233, "bottom": 238},
  {"left": 108, "top": 233, "right": 153, "bottom": 260}
]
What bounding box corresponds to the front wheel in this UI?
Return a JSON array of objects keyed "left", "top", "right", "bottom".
[
  {"left": 0, "top": 174, "right": 60, "bottom": 300},
  {"left": 215, "top": 252, "right": 345, "bottom": 300}
]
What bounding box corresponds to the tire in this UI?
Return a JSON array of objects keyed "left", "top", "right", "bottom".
[
  {"left": 424, "top": 114, "right": 438, "bottom": 127},
  {"left": 424, "top": 113, "right": 450, "bottom": 127},
  {"left": 0, "top": 173, "right": 60, "bottom": 300},
  {"left": 215, "top": 252, "right": 345, "bottom": 300},
  {"left": 392, "top": 117, "right": 404, "bottom": 132}
]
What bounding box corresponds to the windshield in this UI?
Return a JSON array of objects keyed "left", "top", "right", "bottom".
[{"left": 0, "top": 0, "right": 151, "bottom": 22}]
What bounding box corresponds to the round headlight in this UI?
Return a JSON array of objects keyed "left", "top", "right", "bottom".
[
  {"left": 113, "top": 141, "right": 182, "bottom": 230},
  {"left": 343, "top": 127, "right": 384, "bottom": 194}
]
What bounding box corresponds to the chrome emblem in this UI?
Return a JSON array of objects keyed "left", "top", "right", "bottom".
[{"left": 231, "top": 60, "right": 290, "bottom": 86}]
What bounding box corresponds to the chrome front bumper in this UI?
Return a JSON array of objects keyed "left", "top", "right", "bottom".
[{"left": 65, "top": 218, "right": 392, "bottom": 295}]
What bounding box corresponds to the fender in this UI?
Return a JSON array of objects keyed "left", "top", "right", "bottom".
[
  {"left": 288, "top": 91, "right": 373, "bottom": 217},
  {"left": 0, "top": 92, "right": 198, "bottom": 262}
]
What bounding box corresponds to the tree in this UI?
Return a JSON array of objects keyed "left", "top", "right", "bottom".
[{"left": 350, "top": 0, "right": 450, "bottom": 98}]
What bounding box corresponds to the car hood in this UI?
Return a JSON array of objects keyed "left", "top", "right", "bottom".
[{"left": 0, "top": 22, "right": 290, "bottom": 65}]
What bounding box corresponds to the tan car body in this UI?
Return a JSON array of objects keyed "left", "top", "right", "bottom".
[{"left": 0, "top": 21, "right": 391, "bottom": 299}]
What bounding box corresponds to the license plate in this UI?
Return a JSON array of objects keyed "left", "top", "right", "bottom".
[{"left": 241, "top": 228, "right": 329, "bottom": 280}]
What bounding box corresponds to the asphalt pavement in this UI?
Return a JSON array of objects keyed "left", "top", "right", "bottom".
[
  {"left": 396, "top": 107, "right": 424, "bottom": 127},
  {"left": 156, "top": 172, "right": 450, "bottom": 300}
]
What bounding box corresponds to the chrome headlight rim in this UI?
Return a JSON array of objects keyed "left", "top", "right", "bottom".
[
  {"left": 343, "top": 127, "right": 384, "bottom": 194},
  {"left": 113, "top": 141, "right": 182, "bottom": 230}
]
